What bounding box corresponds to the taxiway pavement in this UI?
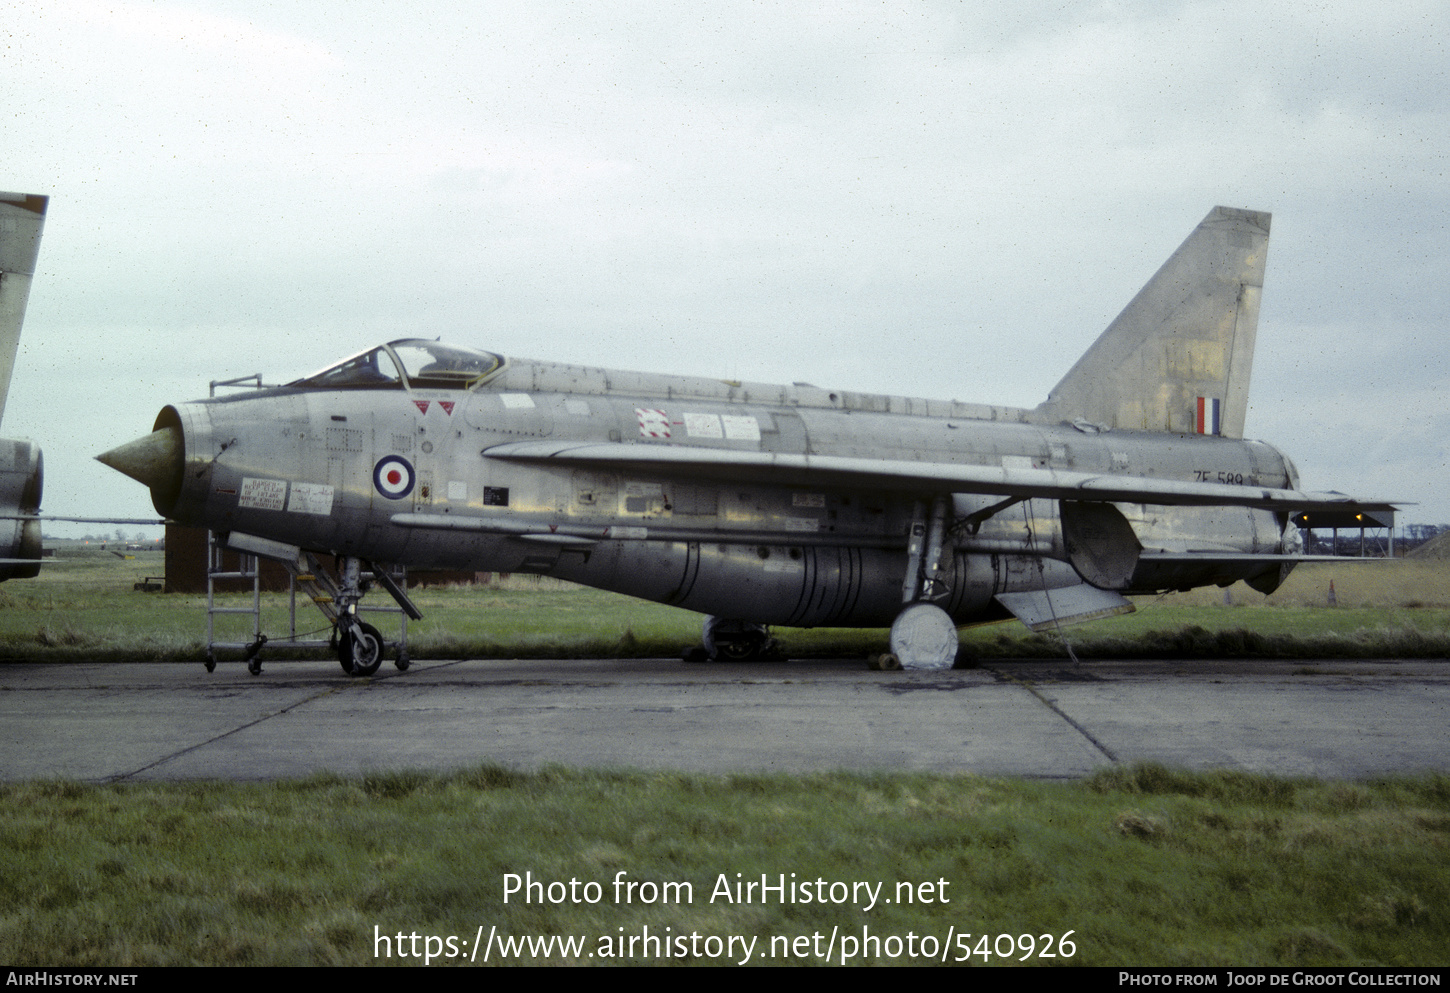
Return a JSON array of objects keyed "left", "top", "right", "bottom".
[{"left": 1, "top": 657, "right": 1446, "bottom": 781}]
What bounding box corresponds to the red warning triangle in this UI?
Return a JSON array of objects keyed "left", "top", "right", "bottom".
[
  {"left": 413, "top": 400, "right": 430, "bottom": 415},
  {"left": 438, "top": 401, "right": 455, "bottom": 416}
]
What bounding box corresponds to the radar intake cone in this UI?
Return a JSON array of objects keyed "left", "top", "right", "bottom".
[{"left": 96, "top": 426, "right": 182, "bottom": 515}]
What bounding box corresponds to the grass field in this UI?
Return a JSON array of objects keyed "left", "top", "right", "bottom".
[
  {"left": 1, "top": 548, "right": 1447, "bottom": 663},
  {"left": 2, "top": 765, "right": 1447, "bottom": 966}
]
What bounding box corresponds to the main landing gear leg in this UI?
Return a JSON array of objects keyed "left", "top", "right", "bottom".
[
  {"left": 874, "top": 496, "right": 961, "bottom": 671},
  {"left": 685, "top": 616, "right": 778, "bottom": 662}
]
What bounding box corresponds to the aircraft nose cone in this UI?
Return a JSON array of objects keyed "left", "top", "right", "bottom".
[
  {"left": 96, "top": 426, "right": 183, "bottom": 514},
  {"left": 96, "top": 427, "right": 179, "bottom": 488}
]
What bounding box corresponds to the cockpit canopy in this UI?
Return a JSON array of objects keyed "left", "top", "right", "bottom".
[{"left": 290, "top": 340, "right": 504, "bottom": 391}]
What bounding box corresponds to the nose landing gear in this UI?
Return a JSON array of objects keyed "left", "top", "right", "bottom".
[{"left": 207, "top": 532, "right": 418, "bottom": 677}]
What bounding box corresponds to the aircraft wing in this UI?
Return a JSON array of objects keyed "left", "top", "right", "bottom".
[
  {"left": 0, "top": 515, "right": 166, "bottom": 524},
  {"left": 482, "top": 441, "right": 1396, "bottom": 515}
]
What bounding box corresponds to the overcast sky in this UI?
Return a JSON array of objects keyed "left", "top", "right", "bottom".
[{"left": 4, "top": 0, "right": 1447, "bottom": 537}]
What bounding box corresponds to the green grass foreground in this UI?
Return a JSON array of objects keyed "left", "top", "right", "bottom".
[
  {"left": 2, "top": 550, "right": 1448, "bottom": 662},
  {"left": 1, "top": 764, "right": 1446, "bottom": 966}
]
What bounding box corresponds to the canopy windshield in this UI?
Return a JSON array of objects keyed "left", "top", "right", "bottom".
[
  {"left": 389, "top": 340, "right": 503, "bottom": 388},
  {"left": 291, "top": 340, "right": 503, "bottom": 391}
]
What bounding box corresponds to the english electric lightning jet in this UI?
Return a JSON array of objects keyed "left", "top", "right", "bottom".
[{"left": 98, "top": 206, "right": 1392, "bottom": 674}]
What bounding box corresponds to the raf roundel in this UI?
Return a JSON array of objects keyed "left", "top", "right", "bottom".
[{"left": 373, "top": 455, "right": 415, "bottom": 500}]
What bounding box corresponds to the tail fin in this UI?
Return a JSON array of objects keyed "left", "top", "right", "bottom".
[
  {"left": 1032, "top": 206, "right": 1270, "bottom": 438},
  {"left": 0, "top": 192, "right": 48, "bottom": 428}
]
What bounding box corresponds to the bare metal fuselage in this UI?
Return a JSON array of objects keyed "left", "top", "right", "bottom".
[{"left": 150, "top": 364, "right": 1293, "bottom": 629}]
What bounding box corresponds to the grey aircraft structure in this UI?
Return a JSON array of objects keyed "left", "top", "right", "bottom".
[
  {"left": 98, "top": 206, "right": 1391, "bottom": 673},
  {"left": 0, "top": 192, "right": 160, "bottom": 571},
  {"left": 0, "top": 192, "right": 48, "bottom": 581}
]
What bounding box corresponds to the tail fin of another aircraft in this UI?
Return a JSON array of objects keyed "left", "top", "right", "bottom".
[
  {"left": 0, "top": 193, "right": 47, "bottom": 581},
  {"left": 1031, "top": 205, "right": 1270, "bottom": 439},
  {"left": 0, "top": 192, "right": 48, "bottom": 428}
]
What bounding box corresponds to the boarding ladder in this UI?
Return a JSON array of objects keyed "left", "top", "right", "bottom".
[{"left": 204, "top": 531, "right": 412, "bottom": 673}]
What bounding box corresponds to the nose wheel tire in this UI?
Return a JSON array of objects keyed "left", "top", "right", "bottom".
[{"left": 338, "top": 621, "right": 385, "bottom": 676}]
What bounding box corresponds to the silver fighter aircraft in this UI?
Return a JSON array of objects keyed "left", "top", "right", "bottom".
[{"left": 98, "top": 206, "right": 1391, "bottom": 673}]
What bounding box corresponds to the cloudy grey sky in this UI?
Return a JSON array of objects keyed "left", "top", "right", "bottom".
[{"left": 4, "top": 0, "right": 1447, "bottom": 535}]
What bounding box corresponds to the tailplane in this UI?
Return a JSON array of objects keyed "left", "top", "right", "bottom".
[{"left": 1032, "top": 206, "right": 1270, "bottom": 438}]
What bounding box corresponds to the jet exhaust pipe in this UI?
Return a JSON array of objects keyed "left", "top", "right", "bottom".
[{"left": 0, "top": 439, "right": 43, "bottom": 580}]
